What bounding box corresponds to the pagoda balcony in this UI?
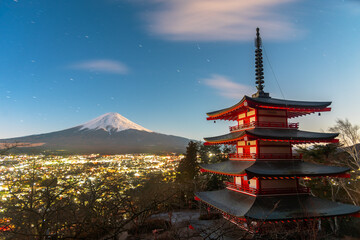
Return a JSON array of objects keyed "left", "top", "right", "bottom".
[
  {"left": 228, "top": 153, "right": 302, "bottom": 160},
  {"left": 225, "top": 182, "right": 310, "bottom": 195},
  {"left": 229, "top": 121, "right": 299, "bottom": 132}
]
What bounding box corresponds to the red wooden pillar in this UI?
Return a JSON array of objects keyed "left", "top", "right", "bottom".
[
  {"left": 242, "top": 176, "right": 249, "bottom": 189},
  {"left": 255, "top": 108, "right": 258, "bottom": 122},
  {"left": 256, "top": 177, "right": 261, "bottom": 194}
]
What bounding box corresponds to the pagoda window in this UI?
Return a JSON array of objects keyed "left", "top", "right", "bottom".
[
  {"left": 238, "top": 113, "right": 246, "bottom": 119},
  {"left": 247, "top": 109, "right": 256, "bottom": 116},
  {"left": 235, "top": 177, "right": 242, "bottom": 185},
  {"left": 249, "top": 179, "right": 257, "bottom": 189},
  {"left": 250, "top": 147, "right": 257, "bottom": 154}
]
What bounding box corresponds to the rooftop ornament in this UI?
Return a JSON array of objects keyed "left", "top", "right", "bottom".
[{"left": 252, "top": 27, "right": 270, "bottom": 98}]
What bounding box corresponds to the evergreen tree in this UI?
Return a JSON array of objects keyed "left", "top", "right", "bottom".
[{"left": 177, "top": 141, "right": 199, "bottom": 181}]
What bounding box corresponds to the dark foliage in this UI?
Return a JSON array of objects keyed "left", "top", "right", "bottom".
[
  {"left": 198, "top": 144, "right": 232, "bottom": 164},
  {"left": 297, "top": 143, "right": 360, "bottom": 237},
  {"left": 177, "top": 141, "right": 199, "bottom": 182},
  {"left": 205, "top": 174, "right": 225, "bottom": 191}
]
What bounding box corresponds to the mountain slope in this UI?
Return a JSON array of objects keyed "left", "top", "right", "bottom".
[{"left": 1, "top": 113, "right": 190, "bottom": 154}]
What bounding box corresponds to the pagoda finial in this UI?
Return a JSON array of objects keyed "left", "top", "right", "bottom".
[{"left": 252, "top": 27, "right": 269, "bottom": 98}]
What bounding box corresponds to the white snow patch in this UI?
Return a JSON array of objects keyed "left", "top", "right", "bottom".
[{"left": 78, "top": 112, "right": 152, "bottom": 133}]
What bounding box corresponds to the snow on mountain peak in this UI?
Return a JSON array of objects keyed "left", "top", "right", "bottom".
[{"left": 79, "top": 112, "right": 152, "bottom": 133}]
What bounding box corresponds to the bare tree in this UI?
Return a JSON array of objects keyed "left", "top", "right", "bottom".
[
  {"left": 329, "top": 118, "right": 360, "bottom": 170},
  {"left": 328, "top": 119, "right": 360, "bottom": 206}
]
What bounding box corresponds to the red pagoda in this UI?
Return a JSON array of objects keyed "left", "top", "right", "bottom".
[{"left": 195, "top": 28, "right": 360, "bottom": 233}]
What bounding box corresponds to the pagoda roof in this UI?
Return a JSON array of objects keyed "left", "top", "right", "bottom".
[
  {"left": 195, "top": 189, "right": 360, "bottom": 220},
  {"left": 200, "top": 160, "right": 350, "bottom": 177},
  {"left": 207, "top": 96, "right": 248, "bottom": 117},
  {"left": 248, "top": 96, "right": 331, "bottom": 109},
  {"left": 204, "top": 128, "right": 338, "bottom": 145},
  {"left": 207, "top": 96, "right": 331, "bottom": 120}
]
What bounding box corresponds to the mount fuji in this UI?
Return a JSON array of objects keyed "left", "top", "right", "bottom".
[
  {"left": 1, "top": 113, "right": 191, "bottom": 154},
  {"left": 78, "top": 112, "right": 152, "bottom": 133}
]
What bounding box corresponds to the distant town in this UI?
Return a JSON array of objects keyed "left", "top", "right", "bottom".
[{"left": 0, "top": 154, "right": 183, "bottom": 205}]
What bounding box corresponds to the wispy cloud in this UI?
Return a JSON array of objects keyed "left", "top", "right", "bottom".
[
  {"left": 203, "top": 74, "right": 253, "bottom": 99},
  {"left": 70, "top": 59, "right": 129, "bottom": 74},
  {"left": 144, "top": 0, "right": 302, "bottom": 41}
]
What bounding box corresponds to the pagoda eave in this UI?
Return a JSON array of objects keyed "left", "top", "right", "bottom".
[
  {"left": 259, "top": 173, "right": 351, "bottom": 179},
  {"left": 204, "top": 129, "right": 339, "bottom": 146},
  {"left": 260, "top": 138, "right": 339, "bottom": 144},
  {"left": 195, "top": 189, "right": 360, "bottom": 221},
  {"left": 204, "top": 141, "right": 237, "bottom": 146},
  {"left": 206, "top": 96, "right": 332, "bottom": 121},
  {"left": 247, "top": 128, "right": 339, "bottom": 141},
  {"left": 205, "top": 139, "right": 339, "bottom": 146},
  {"left": 200, "top": 160, "right": 350, "bottom": 178},
  {"left": 198, "top": 201, "right": 357, "bottom": 225},
  {"left": 206, "top": 108, "right": 247, "bottom": 121},
  {"left": 246, "top": 97, "right": 331, "bottom": 111},
  {"left": 199, "top": 170, "right": 351, "bottom": 179},
  {"left": 200, "top": 168, "right": 246, "bottom": 177},
  {"left": 207, "top": 115, "right": 239, "bottom": 121},
  {"left": 255, "top": 105, "right": 331, "bottom": 112}
]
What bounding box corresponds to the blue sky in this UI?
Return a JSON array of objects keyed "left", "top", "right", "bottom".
[{"left": 1, "top": 0, "right": 360, "bottom": 140}]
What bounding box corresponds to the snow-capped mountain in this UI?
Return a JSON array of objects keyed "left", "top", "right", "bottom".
[
  {"left": 1, "top": 113, "right": 190, "bottom": 154},
  {"left": 79, "top": 112, "right": 152, "bottom": 133}
]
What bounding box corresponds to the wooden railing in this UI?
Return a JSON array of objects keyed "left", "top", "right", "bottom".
[
  {"left": 229, "top": 121, "right": 299, "bottom": 132},
  {"left": 228, "top": 153, "right": 302, "bottom": 160},
  {"left": 225, "top": 182, "right": 310, "bottom": 195},
  {"left": 225, "top": 182, "right": 258, "bottom": 194}
]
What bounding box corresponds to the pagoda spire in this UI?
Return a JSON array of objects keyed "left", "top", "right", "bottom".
[{"left": 252, "top": 27, "right": 269, "bottom": 98}]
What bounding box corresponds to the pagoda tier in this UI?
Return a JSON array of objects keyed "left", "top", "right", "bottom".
[
  {"left": 199, "top": 160, "right": 350, "bottom": 178},
  {"left": 195, "top": 189, "right": 360, "bottom": 221},
  {"left": 204, "top": 128, "right": 339, "bottom": 145},
  {"left": 207, "top": 95, "right": 331, "bottom": 121}
]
